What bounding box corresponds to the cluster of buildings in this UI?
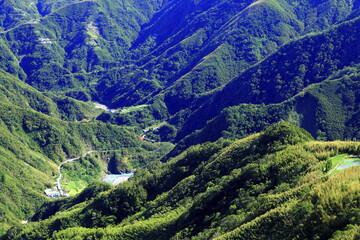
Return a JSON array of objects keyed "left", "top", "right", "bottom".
[
  {"left": 38, "top": 38, "right": 53, "bottom": 44},
  {"left": 44, "top": 183, "right": 69, "bottom": 198},
  {"left": 138, "top": 134, "right": 155, "bottom": 143}
]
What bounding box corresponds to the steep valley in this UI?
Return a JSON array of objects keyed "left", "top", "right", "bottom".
[{"left": 0, "top": 0, "right": 359, "bottom": 239}]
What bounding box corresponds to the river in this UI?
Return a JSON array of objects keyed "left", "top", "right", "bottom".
[
  {"left": 337, "top": 159, "right": 360, "bottom": 170},
  {"left": 102, "top": 173, "right": 134, "bottom": 185}
]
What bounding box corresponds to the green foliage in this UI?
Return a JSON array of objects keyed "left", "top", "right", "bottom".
[
  {"left": 0, "top": 0, "right": 357, "bottom": 121},
  {"left": 81, "top": 181, "right": 148, "bottom": 227},
  {"left": 31, "top": 181, "right": 112, "bottom": 223},
  {"left": 0, "top": 70, "right": 167, "bottom": 235},
  {"left": 6, "top": 122, "right": 359, "bottom": 240},
  {"left": 175, "top": 13, "right": 360, "bottom": 141},
  {"left": 0, "top": 0, "right": 359, "bottom": 148},
  {"left": 0, "top": 70, "right": 100, "bottom": 121},
  {"left": 0, "top": 1, "right": 360, "bottom": 239},
  {"left": 175, "top": 71, "right": 360, "bottom": 154},
  {"left": 61, "top": 155, "right": 104, "bottom": 195}
]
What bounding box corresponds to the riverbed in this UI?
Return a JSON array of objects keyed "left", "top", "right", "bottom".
[
  {"left": 337, "top": 159, "right": 360, "bottom": 170},
  {"left": 102, "top": 173, "right": 134, "bottom": 186}
]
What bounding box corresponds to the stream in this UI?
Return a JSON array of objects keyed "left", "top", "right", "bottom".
[
  {"left": 102, "top": 173, "right": 134, "bottom": 185},
  {"left": 45, "top": 150, "right": 132, "bottom": 198},
  {"left": 337, "top": 159, "right": 360, "bottom": 170}
]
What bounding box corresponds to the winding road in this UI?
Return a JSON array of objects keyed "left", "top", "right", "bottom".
[
  {"left": 55, "top": 149, "right": 123, "bottom": 196},
  {"left": 0, "top": 0, "right": 97, "bottom": 34},
  {"left": 327, "top": 159, "right": 345, "bottom": 176},
  {"left": 56, "top": 151, "right": 95, "bottom": 196}
]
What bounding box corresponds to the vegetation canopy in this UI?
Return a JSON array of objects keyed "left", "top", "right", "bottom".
[{"left": 0, "top": 0, "right": 359, "bottom": 239}]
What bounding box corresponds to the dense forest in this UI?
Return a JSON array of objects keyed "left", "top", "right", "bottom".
[
  {"left": 0, "top": 0, "right": 359, "bottom": 140},
  {"left": 0, "top": 69, "right": 174, "bottom": 234},
  {"left": 1, "top": 122, "right": 360, "bottom": 239},
  {"left": 0, "top": 0, "right": 359, "bottom": 239}
]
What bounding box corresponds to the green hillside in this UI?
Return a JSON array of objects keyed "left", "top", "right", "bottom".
[
  {"left": 0, "top": 0, "right": 357, "bottom": 109},
  {"left": 0, "top": 100, "right": 139, "bottom": 234},
  {"left": 0, "top": 0, "right": 359, "bottom": 143},
  {"left": 2, "top": 122, "right": 359, "bottom": 239},
  {"left": 0, "top": 0, "right": 359, "bottom": 239},
  {"left": 0, "top": 69, "right": 101, "bottom": 120},
  {"left": 103, "top": 0, "right": 359, "bottom": 110},
  {"left": 0, "top": 70, "right": 172, "bottom": 235},
  {"left": 171, "top": 67, "right": 360, "bottom": 156},
  {"left": 174, "top": 14, "right": 360, "bottom": 142}
]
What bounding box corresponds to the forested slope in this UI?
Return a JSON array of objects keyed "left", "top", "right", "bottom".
[
  {"left": 174, "top": 15, "right": 360, "bottom": 142},
  {"left": 0, "top": 0, "right": 358, "bottom": 108},
  {"left": 0, "top": 0, "right": 359, "bottom": 144},
  {"left": 0, "top": 0, "right": 359, "bottom": 238},
  {"left": 2, "top": 122, "right": 359, "bottom": 239},
  {"left": 171, "top": 66, "right": 360, "bottom": 156},
  {"left": 0, "top": 69, "right": 101, "bottom": 120},
  {"left": 0, "top": 69, "right": 157, "bottom": 235}
]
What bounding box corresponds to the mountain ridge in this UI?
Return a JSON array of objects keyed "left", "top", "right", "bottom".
[
  {"left": 172, "top": 14, "right": 360, "bottom": 141},
  {"left": 2, "top": 122, "right": 359, "bottom": 239},
  {"left": 0, "top": 0, "right": 359, "bottom": 238}
]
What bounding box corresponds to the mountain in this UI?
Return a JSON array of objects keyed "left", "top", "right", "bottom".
[
  {"left": 0, "top": 0, "right": 358, "bottom": 109},
  {"left": 2, "top": 122, "right": 359, "bottom": 239},
  {"left": 0, "top": 69, "right": 172, "bottom": 235},
  {"left": 171, "top": 13, "right": 360, "bottom": 142},
  {"left": 170, "top": 71, "right": 360, "bottom": 156},
  {"left": 101, "top": 0, "right": 359, "bottom": 108},
  {"left": 0, "top": 0, "right": 359, "bottom": 144},
  {"left": 0, "top": 0, "right": 164, "bottom": 95},
  {"left": 0, "top": 0, "right": 359, "bottom": 238},
  {"left": 0, "top": 69, "right": 100, "bottom": 120}
]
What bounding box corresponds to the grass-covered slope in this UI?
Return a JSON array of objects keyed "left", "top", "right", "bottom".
[{"left": 4, "top": 122, "right": 359, "bottom": 239}]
